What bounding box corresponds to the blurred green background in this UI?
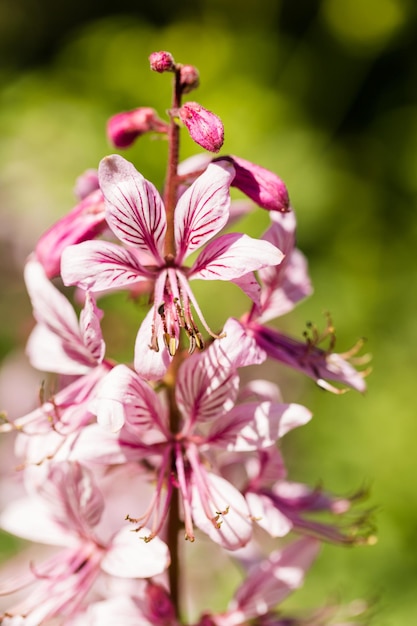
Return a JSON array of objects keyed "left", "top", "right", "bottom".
[{"left": 0, "top": 0, "right": 416, "bottom": 623}]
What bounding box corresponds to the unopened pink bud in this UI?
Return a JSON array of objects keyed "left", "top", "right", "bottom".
[
  {"left": 107, "top": 107, "right": 169, "bottom": 148},
  {"left": 178, "top": 102, "right": 224, "bottom": 153},
  {"left": 179, "top": 64, "right": 200, "bottom": 93},
  {"left": 219, "top": 155, "right": 290, "bottom": 212},
  {"left": 149, "top": 50, "right": 176, "bottom": 73},
  {"left": 145, "top": 582, "right": 176, "bottom": 624}
]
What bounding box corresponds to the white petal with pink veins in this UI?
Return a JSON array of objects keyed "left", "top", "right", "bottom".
[
  {"left": 191, "top": 472, "right": 252, "bottom": 550},
  {"left": 174, "top": 161, "right": 234, "bottom": 263},
  {"left": 0, "top": 498, "right": 77, "bottom": 547},
  {"left": 61, "top": 240, "right": 150, "bottom": 292},
  {"left": 191, "top": 233, "right": 283, "bottom": 282},
  {"left": 102, "top": 526, "right": 170, "bottom": 578},
  {"left": 134, "top": 306, "right": 173, "bottom": 381},
  {"left": 245, "top": 492, "right": 293, "bottom": 537},
  {"left": 229, "top": 536, "right": 320, "bottom": 620},
  {"left": 99, "top": 154, "right": 166, "bottom": 263}
]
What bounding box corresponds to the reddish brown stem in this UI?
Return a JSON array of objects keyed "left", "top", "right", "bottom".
[
  {"left": 164, "top": 69, "right": 183, "bottom": 257},
  {"left": 163, "top": 68, "right": 185, "bottom": 619}
]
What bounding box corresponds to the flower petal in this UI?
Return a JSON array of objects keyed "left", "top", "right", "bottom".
[
  {"left": 208, "top": 402, "right": 312, "bottom": 451},
  {"left": 221, "top": 155, "right": 290, "bottom": 212},
  {"left": 174, "top": 161, "right": 234, "bottom": 263},
  {"left": 228, "top": 537, "right": 320, "bottom": 620},
  {"left": 61, "top": 240, "right": 150, "bottom": 292},
  {"left": 190, "top": 233, "right": 283, "bottom": 282},
  {"left": 134, "top": 306, "right": 173, "bottom": 381},
  {"left": 98, "top": 155, "right": 166, "bottom": 262},
  {"left": 79, "top": 292, "right": 106, "bottom": 365},
  {"left": 245, "top": 492, "right": 293, "bottom": 537},
  {"left": 37, "top": 461, "right": 105, "bottom": 533},
  {"left": 24, "top": 260, "right": 105, "bottom": 372},
  {"left": 94, "top": 364, "right": 167, "bottom": 434},
  {"left": 175, "top": 318, "right": 265, "bottom": 425},
  {"left": 191, "top": 472, "right": 252, "bottom": 550},
  {"left": 102, "top": 526, "right": 170, "bottom": 578},
  {"left": 0, "top": 497, "right": 76, "bottom": 546}
]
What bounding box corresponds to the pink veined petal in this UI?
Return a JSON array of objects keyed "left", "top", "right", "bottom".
[
  {"left": 94, "top": 364, "right": 168, "bottom": 434},
  {"left": 0, "top": 497, "right": 77, "bottom": 547},
  {"left": 217, "top": 318, "right": 267, "bottom": 369},
  {"left": 24, "top": 259, "right": 82, "bottom": 345},
  {"left": 190, "top": 471, "right": 252, "bottom": 550},
  {"left": 175, "top": 349, "right": 240, "bottom": 426},
  {"left": 37, "top": 462, "right": 105, "bottom": 535},
  {"left": 175, "top": 318, "right": 265, "bottom": 427},
  {"left": 61, "top": 240, "right": 151, "bottom": 292},
  {"left": 102, "top": 526, "right": 170, "bottom": 578},
  {"left": 24, "top": 260, "right": 106, "bottom": 373},
  {"left": 26, "top": 325, "right": 92, "bottom": 375},
  {"left": 230, "top": 273, "right": 262, "bottom": 309},
  {"left": 245, "top": 492, "right": 293, "bottom": 537},
  {"left": 65, "top": 424, "right": 130, "bottom": 465},
  {"left": 207, "top": 402, "right": 312, "bottom": 451},
  {"left": 237, "top": 379, "right": 282, "bottom": 403},
  {"left": 263, "top": 209, "right": 298, "bottom": 257},
  {"left": 79, "top": 292, "right": 105, "bottom": 365},
  {"left": 98, "top": 154, "right": 166, "bottom": 263},
  {"left": 228, "top": 536, "right": 320, "bottom": 620},
  {"left": 174, "top": 161, "right": 235, "bottom": 264},
  {"left": 256, "top": 211, "right": 313, "bottom": 321},
  {"left": 177, "top": 152, "right": 212, "bottom": 176},
  {"left": 134, "top": 306, "right": 173, "bottom": 381},
  {"left": 190, "top": 233, "right": 284, "bottom": 282},
  {"left": 258, "top": 249, "right": 313, "bottom": 322},
  {"left": 13, "top": 363, "right": 110, "bottom": 437}
]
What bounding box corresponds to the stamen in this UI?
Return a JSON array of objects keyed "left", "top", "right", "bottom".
[{"left": 175, "top": 442, "right": 195, "bottom": 542}]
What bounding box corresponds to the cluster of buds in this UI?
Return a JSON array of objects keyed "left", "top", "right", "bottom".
[{"left": 0, "top": 51, "right": 372, "bottom": 625}]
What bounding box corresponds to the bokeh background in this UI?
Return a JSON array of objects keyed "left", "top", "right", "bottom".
[{"left": 0, "top": 0, "right": 416, "bottom": 623}]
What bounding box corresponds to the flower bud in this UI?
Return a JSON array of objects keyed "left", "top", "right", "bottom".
[
  {"left": 178, "top": 102, "right": 224, "bottom": 153},
  {"left": 149, "top": 50, "right": 176, "bottom": 73},
  {"left": 179, "top": 64, "right": 200, "bottom": 93},
  {"left": 107, "top": 107, "right": 169, "bottom": 149},
  {"left": 219, "top": 155, "right": 290, "bottom": 212}
]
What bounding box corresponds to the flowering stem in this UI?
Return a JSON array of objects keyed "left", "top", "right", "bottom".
[
  {"left": 167, "top": 467, "right": 181, "bottom": 619},
  {"left": 163, "top": 68, "right": 182, "bottom": 258},
  {"left": 166, "top": 360, "right": 183, "bottom": 619}
]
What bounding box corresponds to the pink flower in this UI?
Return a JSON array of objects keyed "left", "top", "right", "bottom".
[
  {"left": 61, "top": 155, "right": 283, "bottom": 379},
  {"left": 196, "top": 537, "right": 320, "bottom": 626},
  {"left": 240, "top": 211, "right": 368, "bottom": 393},
  {"left": 76, "top": 320, "right": 310, "bottom": 551},
  {"left": 3, "top": 261, "right": 113, "bottom": 459},
  {"left": 179, "top": 102, "right": 224, "bottom": 152},
  {"left": 0, "top": 462, "right": 169, "bottom": 625},
  {"left": 227, "top": 445, "right": 371, "bottom": 544}
]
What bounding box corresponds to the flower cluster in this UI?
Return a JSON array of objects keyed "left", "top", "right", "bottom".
[{"left": 0, "top": 51, "right": 372, "bottom": 625}]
